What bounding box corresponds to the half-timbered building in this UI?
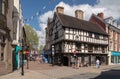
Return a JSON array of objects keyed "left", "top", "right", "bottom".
[{"left": 45, "top": 6, "right": 108, "bottom": 66}]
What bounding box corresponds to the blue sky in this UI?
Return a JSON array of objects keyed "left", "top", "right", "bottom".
[
  {"left": 21, "top": 0, "right": 97, "bottom": 31},
  {"left": 21, "top": 0, "right": 120, "bottom": 45}
]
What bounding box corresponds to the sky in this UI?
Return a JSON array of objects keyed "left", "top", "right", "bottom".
[{"left": 21, "top": 0, "right": 120, "bottom": 46}]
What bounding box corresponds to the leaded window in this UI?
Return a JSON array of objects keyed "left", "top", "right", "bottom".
[{"left": 88, "top": 33, "right": 92, "bottom": 38}]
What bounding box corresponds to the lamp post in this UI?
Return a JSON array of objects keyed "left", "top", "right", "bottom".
[{"left": 21, "top": 39, "right": 24, "bottom": 76}]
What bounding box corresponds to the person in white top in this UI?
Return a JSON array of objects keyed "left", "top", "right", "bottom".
[{"left": 96, "top": 59, "right": 100, "bottom": 68}]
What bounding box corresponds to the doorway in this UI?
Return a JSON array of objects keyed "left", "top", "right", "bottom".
[
  {"left": 96, "top": 56, "right": 101, "bottom": 65},
  {"left": 63, "top": 56, "right": 69, "bottom": 66}
]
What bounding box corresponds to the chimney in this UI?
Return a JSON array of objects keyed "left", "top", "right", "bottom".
[
  {"left": 75, "top": 10, "right": 84, "bottom": 19},
  {"left": 97, "top": 13, "right": 104, "bottom": 19},
  {"left": 56, "top": 6, "right": 64, "bottom": 14}
]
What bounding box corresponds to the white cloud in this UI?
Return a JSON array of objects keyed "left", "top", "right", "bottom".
[
  {"left": 37, "top": 0, "right": 120, "bottom": 46},
  {"left": 36, "top": 30, "right": 45, "bottom": 46},
  {"left": 95, "top": 0, "right": 120, "bottom": 19},
  {"left": 39, "top": 11, "right": 53, "bottom": 30}
]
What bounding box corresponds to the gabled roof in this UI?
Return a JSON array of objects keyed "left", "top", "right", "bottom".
[
  {"left": 90, "top": 14, "right": 106, "bottom": 24},
  {"left": 55, "top": 12, "right": 108, "bottom": 35}
]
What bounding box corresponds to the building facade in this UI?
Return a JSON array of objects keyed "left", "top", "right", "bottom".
[
  {"left": 44, "top": 18, "right": 53, "bottom": 63},
  {"left": 104, "top": 17, "right": 120, "bottom": 65},
  {"left": 12, "top": 0, "right": 23, "bottom": 70},
  {"left": 46, "top": 6, "right": 108, "bottom": 66},
  {"left": 89, "top": 13, "right": 120, "bottom": 65},
  {"left": 0, "top": 0, "right": 14, "bottom": 75}
]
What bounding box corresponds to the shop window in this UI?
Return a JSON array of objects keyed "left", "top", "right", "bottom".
[
  {"left": 118, "top": 56, "right": 120, "bottom": 63},
  {"left": 101, "top": 56, "right": 106, "bottom": 64}
]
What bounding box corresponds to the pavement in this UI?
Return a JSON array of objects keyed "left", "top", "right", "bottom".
[{"left": 0, "top": 61, "right": 120, "bottom": 79}]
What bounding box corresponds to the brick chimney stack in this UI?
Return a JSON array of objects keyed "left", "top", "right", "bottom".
[
  {"left": 56, "top": 6, "right": 64, "bottom": 14},
  {"left": 97, "top": 13, "right": 104, "bottom": 19},
  {"left": 75, "top": 10, "right": 84, "bottom": 19}
]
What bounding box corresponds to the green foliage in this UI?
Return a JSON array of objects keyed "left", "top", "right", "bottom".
[
  {"left": 24, "top": 24, "right": 39, "bottom": 49},
  {"left": 38, "top": 45, "right": 44, "bottom": 54}
]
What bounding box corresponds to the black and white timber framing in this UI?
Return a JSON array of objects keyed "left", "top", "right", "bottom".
[{"left": 45, "top": 10, "right": 108, "bottom": 66}]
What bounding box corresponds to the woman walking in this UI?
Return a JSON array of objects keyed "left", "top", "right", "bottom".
[{"left": 96, "top": 59, "right": 100, "bottom": 68}]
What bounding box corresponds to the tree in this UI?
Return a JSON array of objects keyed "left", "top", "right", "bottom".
[
  {"left": 24, "top": 24, "right": 39, "bottom": 50},
  {"left": 38, "top": 45, "right": 44, "bottom": 55}
]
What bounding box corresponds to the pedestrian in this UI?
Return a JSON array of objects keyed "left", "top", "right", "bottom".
[
  {"left": 38, "top": 56, "right": 43, "bottom": 64},
  {"left": 29, "top": 50, "right": 33, "bottom": 61},
  {"left": 71, "top": 56, "right": 74, "bottom": 67},
  {"left": 74, "top": 56, "right": 77, "bottom": 69},
  {"left": 76, "top": 58, "right": 80, "bottom": 69},
  {"left": 96, "top": 59, "right": 100, "bottom": 68}
]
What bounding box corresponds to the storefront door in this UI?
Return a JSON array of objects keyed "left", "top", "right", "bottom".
[{"left": 114, "top": 56, "right": 118, "bottom": 64}]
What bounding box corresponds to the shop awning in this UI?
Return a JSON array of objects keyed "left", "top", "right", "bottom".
[{"left": 111, "top": 51, "right": 120, "bottom": 56}]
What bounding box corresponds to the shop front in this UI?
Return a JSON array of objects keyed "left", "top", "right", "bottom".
[
  {"left": 13, "top": 45, "right": 21, "bottom": 70},
  {"left": 111, "top": 51, "right": 120, "bottom": 64}
]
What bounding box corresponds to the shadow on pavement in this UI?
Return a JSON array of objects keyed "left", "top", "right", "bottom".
[{"left": 91, "top": 69, "right": 120, "bottom": 79}]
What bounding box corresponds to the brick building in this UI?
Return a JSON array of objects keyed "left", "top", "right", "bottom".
[{"left": 89, "top": 13, "right": 120, "bottom": 65}]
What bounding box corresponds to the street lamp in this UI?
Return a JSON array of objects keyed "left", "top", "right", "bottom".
[{"left": 21, "top": 39, "right": 24, "bottom": 76}]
